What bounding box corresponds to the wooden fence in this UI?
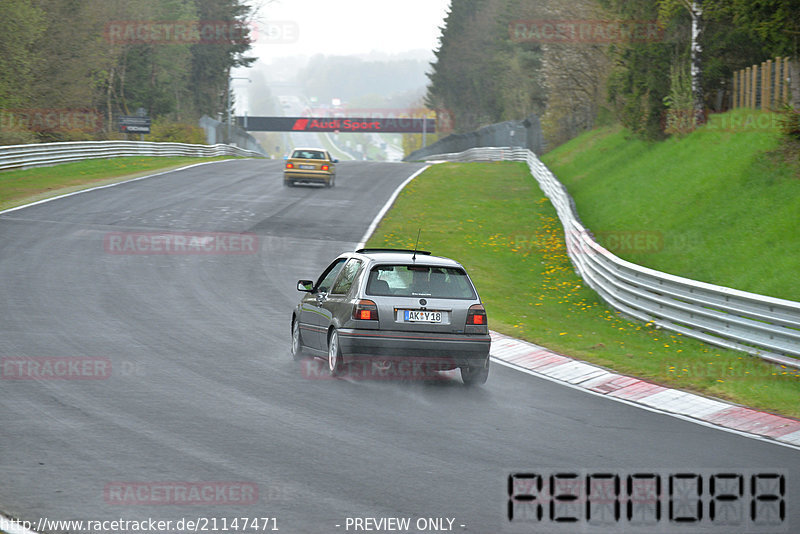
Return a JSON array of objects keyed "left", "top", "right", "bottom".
[{"left": 732, "top": 57, "right": 795, "bottom": 110}]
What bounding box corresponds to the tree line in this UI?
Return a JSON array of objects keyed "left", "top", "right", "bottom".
[
  {"left": 0, "top": 0, "right": 254, "bottom": 144},
  {"left": 425, "top": 0, "right": 799, "bottom": 147}
]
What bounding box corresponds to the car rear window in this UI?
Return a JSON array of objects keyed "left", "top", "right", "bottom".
[
  {"left": 366, "top": 265, "right": 476, "bottom": 299},
  {"left": 292, "top": 150, "right": 325, "bottom": 160}
]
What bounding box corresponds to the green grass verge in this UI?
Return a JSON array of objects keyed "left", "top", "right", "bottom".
[
  {"left": 366, "top": 161, "right": 800, "bottom": 418},
  {"left": 541, "top": 109, "right": 800, "bottom": 302},
  {"left": 0, "top": 156, "right": 237, "bottom": 211}
]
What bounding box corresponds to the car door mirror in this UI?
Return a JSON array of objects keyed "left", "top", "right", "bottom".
[
  {"left": 332, "top": 158, "right": 339, "bottom": 163},
  {"left": 297, "top": 280, "right": 314, "bottom": 292}
]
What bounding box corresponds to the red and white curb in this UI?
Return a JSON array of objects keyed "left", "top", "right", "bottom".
[{"left": 489, "top": 331, "right": 800, "bottom": 450}]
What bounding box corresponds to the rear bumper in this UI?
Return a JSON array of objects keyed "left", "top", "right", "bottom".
[
  {"left": 284, "top": 171, "right": 332, "bottom": 183},
  {"left": 337, "top": 328, "right": 491, "bottom": 368}
]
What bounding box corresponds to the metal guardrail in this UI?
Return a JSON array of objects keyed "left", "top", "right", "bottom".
[
  {"left": 0, "top": 141, "right": 263, "bottom": 171},
  {"left": 424, "top": 147, "right": 800, "bottom": 369}
]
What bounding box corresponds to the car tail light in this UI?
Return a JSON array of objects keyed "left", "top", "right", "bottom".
[
  {"left": 286, "top": 162, "right": 294, "bottom": 169},
  {"left": 466, "top": 304, "right": 487, "bottom": 325},
  {"left": 354, "top": 299, "right": 378, "bottom": 321},
  {"left": 321, "top": 164, "right": 329, "bottom": 171}
]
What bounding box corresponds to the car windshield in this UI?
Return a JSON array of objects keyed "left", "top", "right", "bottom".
[
  {"left": 366, "top": 264, "right": 476, "bottom": 299},
  {"left": 292, "top": 150, "right": 325, "bottom": 160}
]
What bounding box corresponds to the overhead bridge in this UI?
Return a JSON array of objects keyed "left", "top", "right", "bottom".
[{"left": 235, "top": 116, "right": 435, "bottom": 133}]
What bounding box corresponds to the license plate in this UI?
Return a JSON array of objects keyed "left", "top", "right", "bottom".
[
  {"left": 403, "top": 310, "right": 442, "bottom": 323},
  {"left": 299, "top": 164, "right": 315, "bottom": 169}
]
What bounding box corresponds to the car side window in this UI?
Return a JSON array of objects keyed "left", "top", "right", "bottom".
[
  {"left": 315, "top": 258, "right": 347, "bottom": 293},
  {"left": 330, "top": 259, "right": 362, "bottom": 295}
]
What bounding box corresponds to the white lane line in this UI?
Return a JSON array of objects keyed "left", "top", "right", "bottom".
[{"left": 778, "top": 430, "right": 800, "bottom": 446}]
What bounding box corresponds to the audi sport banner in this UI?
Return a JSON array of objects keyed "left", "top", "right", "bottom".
[{"left": 236, "top": 116, "right": 436, "bottom": 133}]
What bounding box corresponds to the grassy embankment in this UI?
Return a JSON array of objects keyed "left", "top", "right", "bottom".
[
  {"left": 542, "top": 109, "right": 800, "bottom": 301},
  {"left": 367, "top": 110, "right": 800, "bottom": 418},
  {"left": 0, "top": 156, "right": 237, "bottom": 211}
]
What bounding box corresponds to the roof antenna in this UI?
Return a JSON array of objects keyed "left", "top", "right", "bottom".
[{"left": 412, "top": 228, "right": 421, "bottom": 261}]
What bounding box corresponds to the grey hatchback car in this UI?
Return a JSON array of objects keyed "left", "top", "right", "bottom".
[{"left": 291, "top": 249, "right": 491, "bottom": 385}]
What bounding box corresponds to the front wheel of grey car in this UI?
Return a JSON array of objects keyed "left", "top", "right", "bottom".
[
  {"left": 327, "top": 329, "right": 344, "bottom": 377},
  {"left": 291, "top": 318, "right": 304, "bottom": 361},
  {"left": 461, "top": 359, "right": 489, "bottom": 386}
]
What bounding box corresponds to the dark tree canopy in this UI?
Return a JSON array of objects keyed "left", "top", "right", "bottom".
[
  {"left": 1, "top": 0, "right": 254, "bottom": 140},
  {"left": 426, "top": 0, "right": 797, "bottom": 143}
]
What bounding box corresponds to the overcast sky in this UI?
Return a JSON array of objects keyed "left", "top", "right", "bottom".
[
  {"left": 232, "top": 0, "right": 451, "bottom": 112},
  {"left": 246, "top": 0, "right": 451, "bottom": 57}
]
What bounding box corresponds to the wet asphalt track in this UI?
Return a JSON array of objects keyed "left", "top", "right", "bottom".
[{"left": 0, "top": 159, "right": 797, "bottom": 534}]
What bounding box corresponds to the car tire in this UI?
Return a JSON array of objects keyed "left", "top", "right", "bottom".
[
  {"left": 327, "top": 328, "right": 344, "bottom": 377},
  {"left": 284, "top": 179, "right": 294, "bottom": 187},
  {"left": 291, "top": 318, "right": 304, "bottom": 361},
  {"left": 461, "top": 358, "right": 489, "bottom": 386}
]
